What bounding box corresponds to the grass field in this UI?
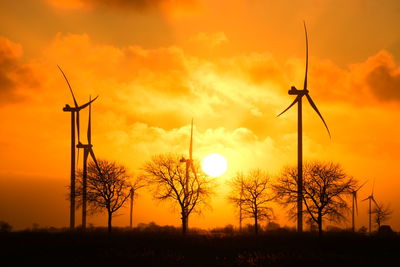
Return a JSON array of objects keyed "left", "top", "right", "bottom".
[{"left": 1, "top": 229, "right": 399, "bottom": 266}]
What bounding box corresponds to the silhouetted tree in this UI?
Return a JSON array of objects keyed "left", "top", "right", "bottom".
[
  {"left": 0, "top": 221, "right": 12, "bottom": 232},
  {"left": 142, "top": 153, "right": 214, "bottom": 235},
  {"left": 228, "top": 170, "right": 275, "bottom": 235},
  {"left": 76, "top": 159, "right": 132, "bottom": 232},
  {"left": 266, "top": 221, "right": 281, "bottom": 232},
  {"left": 372, "top": 202, "right": 393, "bottom": 229},
  {"left": 274, "top": 161, "right": 356, "bottom": 236}
]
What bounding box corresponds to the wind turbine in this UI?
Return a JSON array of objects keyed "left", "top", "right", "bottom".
[
  {"left": 277, "top": 22, "right": 331, "bottom": 233},
  {"left": 350, "top": 181, "right": 367, "bottom": 232},
  {"left": 59, "top": 65, "right": 97, "bottom": 229},
  {"left": 362, "top": 181, "right": 378, "bottom": 234},
  {"left": 76, "top": 96, "right": 102, "bottom": 230},
  {"left": 179, "top": 119, "right": 198, "bottom": 234}
]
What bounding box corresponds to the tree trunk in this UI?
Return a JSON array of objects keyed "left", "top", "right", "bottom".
[
  {"left": 239, "top": 203, "right": 242, "bottom": 232},
  {"left": 181, "top": 213, "right": 187, "bottom": 235},
  {"left": 254, "top": 209, "right": 258, "bottom": 235},
  {"left": 108, "top": 210, "right": 112, "bottom": 233},
  {"left": 318, "top": 212, "right": 323, "bottom": 236}
]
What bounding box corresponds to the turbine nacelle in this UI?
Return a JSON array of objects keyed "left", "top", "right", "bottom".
[
  {"left": 76, "top": 142, "right": 93, "bottom": 149},
  {"left": 180, "top": 157, "right": 192, "bottom": 164},
  {"left": 63, "top": 104, "right": 74, "bottom": 112},
  {"left": 288, "top": 86, "right": 309, "bottom": 96}
]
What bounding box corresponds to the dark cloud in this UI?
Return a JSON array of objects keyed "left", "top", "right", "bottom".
[
  {"left": 87, "top": 0, "right": 163, "bottom": 9},
  {"left": 366, "top": 65, "right": 400, "bottom": 101},
  {"left": 84, "top": 0, "right": 193, "bottom": 10},
  {"left": 0, "top": 38, "right": 37, "bottom": 106}
]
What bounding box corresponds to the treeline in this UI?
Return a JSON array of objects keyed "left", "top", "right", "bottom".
[
  {"left": 72, "top": 154, "right": 392, "bottom": 235},
  {"left": 2, "top": 155, "right": 393, "bottom": 235}
]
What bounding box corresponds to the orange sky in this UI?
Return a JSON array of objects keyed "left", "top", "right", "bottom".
[{"left": 0, "top": 0, "right": 400, "bottom": 231}]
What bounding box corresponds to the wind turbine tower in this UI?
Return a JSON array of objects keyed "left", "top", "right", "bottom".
[{"left": 179, "top": 119, "right": 198, "bottom": 234}]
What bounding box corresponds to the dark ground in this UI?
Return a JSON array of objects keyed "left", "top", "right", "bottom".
[{"left": 1, "top": 230, "right": 399, "bottom": 266}]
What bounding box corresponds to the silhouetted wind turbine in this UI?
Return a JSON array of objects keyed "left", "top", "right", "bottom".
[
  {"left": 277, "top": 22, "right": 331, "bottom": 233},
  {"left": 76, "top": 96, "right": 102, "bottom": 230},
  {"left": 351, "top": 181, "right": 367, "bottom": 232},
  {"left": 180, "top": 119, "right": 198, "bottom": 234},
  {"left": 59, "top": 65, "right": 97, "bottom": 229},
  {"left": 362, "top": 180, "right": 378, "bottom": 234}
]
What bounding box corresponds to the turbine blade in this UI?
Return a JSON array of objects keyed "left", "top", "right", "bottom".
[
  {"left": 303, "top": 21, "right": 309, "bottom": 91},
  {"left": 277, "top": 96, "right": 300, "bottom": 117},
  {"left": 87, "top": 96, "right": 92, "bottom": 145},
  {"left": 89, "top": 149, "right": 101, "bottom": 175},
  {"left": 357, "top": 180, "right": 368, "bottom": 192},
  {"left": 78, "top": 96, "right": 98, "bottom": 110},
  {"left": 371, "top": 197, "right": 378, "bottom": 207},
  {"left": 58, "top": 65, "right": 78, "bottom": 108},
  {"left": 362, "top": 196, "right": 370, "bottom": 201},
  {"left": 305, "top": 94, "right": 331, "bottom": 137},
  {"left": 189, "top": 119, "right": 193, "bottom": 160},
  {"left": 354, "top": 193, "right": 359, "bottom": 215},
  {"left": 371, "top": 179, "right": 375, "bottom": 196}
]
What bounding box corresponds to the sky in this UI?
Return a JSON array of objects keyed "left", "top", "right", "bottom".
[{"left": 0, "top": 0, "right": 400, "bottom": 231}]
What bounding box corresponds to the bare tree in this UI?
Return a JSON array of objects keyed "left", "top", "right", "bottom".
[
  {"left": 142, "top": 153, "right": 214, "bottom": 235},
  {"left": 228, "top": 170, "right": 275, "bottom": 235},
  {"left": 274, "top": 161, "right": 356, "bottom": 236},
  {"left": 76, "top": 159, "right": 131, "bottom": 232},
  {"left": 372, "top": 202, "right": 393, "bottom": 229}
]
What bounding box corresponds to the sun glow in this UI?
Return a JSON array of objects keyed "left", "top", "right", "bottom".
[{"left": 201, "top": 153, "right": 228, "bottom": 177}]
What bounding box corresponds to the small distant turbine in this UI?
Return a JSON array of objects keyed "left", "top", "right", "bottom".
[
  {"left": 179, "top": 119, "right": 198, "bottom": 234},
  {"left": 362, "top": 180, "right": 378, "bottom": 234},
  {"left": 350, "top": 180, "right": 367, "bottom": 232},
  {"left": 76, "top": 96, "right": 102, "bottom": 230},
  {"left": 277, "top": 22, "right": 331, "bottom": 233},
  {"left": 59, "top": 65, "right": 98, "bottom": 229}
]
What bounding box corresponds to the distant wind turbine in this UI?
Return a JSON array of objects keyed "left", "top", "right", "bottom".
[
  {"left": 76, "top": 96, "right": 102, "bottom": 230},
  {"left": 59, "top": 65, "right": 97, "bottom": 229},
  {"left": 350, "top": 181, "right": 367, "bottom": 232},
  {"left": 362, "top": 180, "right": 378, "bottom": 234},
  {"left": 179, "top": 119, "right": 198, "bottom": 234},
  {"left": 277, "top": 22, "right": 331, "bottom": 233}
]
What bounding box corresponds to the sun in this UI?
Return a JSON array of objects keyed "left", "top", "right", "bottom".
[{"left": 201, "top": 153, "right": 228, "bottom": 177}]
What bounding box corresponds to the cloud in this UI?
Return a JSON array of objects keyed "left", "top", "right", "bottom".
[
  {"left": 188, "top": 32, "right": 228, "bottom": 49},
  {"left": 0, "top": 37, "right": 38, "bottom": 106},
  {"left": 45, "top": 0, "right": 196, "bottom": 12},
  {"left": 45, "top": 33, "right": 290, "bottom": 135},
  {"left": 86, "top": 0, "right": 171, "bottom": 10},
  {"left": 364, "top": 52, "right": 400, "bottom": 101},
  {"left": 45, "top": 0, "right": 87, "bottom": 10},
  {"left": 284, "top": 50, "right": 400, "bottom": 105}
]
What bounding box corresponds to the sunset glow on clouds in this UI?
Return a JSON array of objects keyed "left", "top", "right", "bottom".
[{"left": 1, "top": 0, "right": 400, "bottom": 231}]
